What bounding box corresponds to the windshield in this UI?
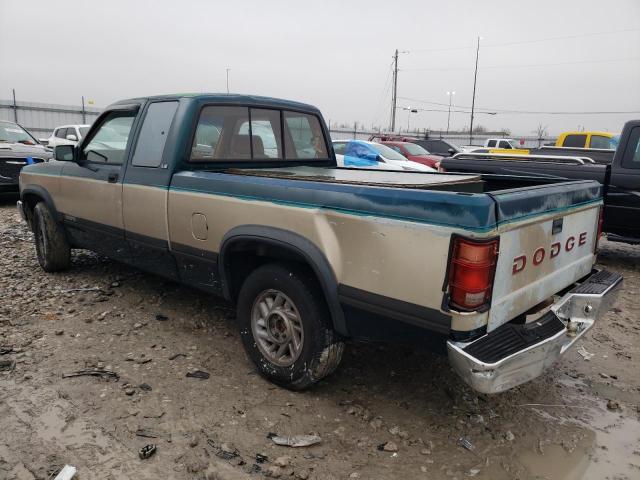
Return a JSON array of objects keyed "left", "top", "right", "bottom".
[
  {"left": 79, "top": 127, "right": 90, "bottom": 138},
  {"left": 372, "top": 143, "right": 409, "bottom": 161},
  {"left": 402, "top": 143, "right": 429, "bottom": 155},
  {"left": 0, "top": 122, "right": 37, "bottom": 145}
]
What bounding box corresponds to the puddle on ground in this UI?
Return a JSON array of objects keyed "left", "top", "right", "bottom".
[{"left": 517, "top": 402, "right": 640, "bottom": 480}]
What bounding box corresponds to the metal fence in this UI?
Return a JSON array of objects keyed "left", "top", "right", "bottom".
[
  {"left": 0, "top": 98, "right": 556, "bottom": 149},
  {"left": 0, "top": 99, "right": 102, "bottom": 140},
  {"left": 328, "top": 128, "right": 557, "bottom": 149}
]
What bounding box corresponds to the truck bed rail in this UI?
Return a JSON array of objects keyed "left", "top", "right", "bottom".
[{"left": 452, "top": 152, "right": 596, "bottom": 165}]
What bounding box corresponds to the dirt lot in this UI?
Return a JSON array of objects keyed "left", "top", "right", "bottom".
[{"left": 0, "top": 200, "right": 638, "bottom": 480}]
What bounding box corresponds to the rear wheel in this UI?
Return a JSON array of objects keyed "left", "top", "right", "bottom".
[
  {"left": 237, "top": 263, "right": 344, "bottom": 390},
  {"left": 33, "top": 202, "right": 71, "bottom": 272}
]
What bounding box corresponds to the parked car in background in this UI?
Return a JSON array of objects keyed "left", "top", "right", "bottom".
[
  {"left": 555, "top": 131, "right": 619, "bottom": 149},
  {"left": 45, "top": 124, "right": 91, "bottom": 148},
  {"left": 381, "top": 141, "right": 443, "bottom": 168},
  {"left": 461, "top": 138, "right": 525, "bottom": 153},
  {"left": 441, "top": 119, "right": 640, "bottom": 244},
  {"left": 333, "top": 140, "right": 436, "bottom": 172},
  {"left": 0, "top": 120, "right": 51, "bottom": 194},
  {"left": 411, "top": 138, "right": 460, "bottom": 157}
]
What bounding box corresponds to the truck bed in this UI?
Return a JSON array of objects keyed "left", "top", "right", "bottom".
[{"left": 225, "top": 166, "right": 484, "bottom": 192}]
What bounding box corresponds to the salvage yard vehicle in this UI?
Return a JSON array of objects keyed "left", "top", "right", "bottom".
[
  {"left": 441, "top": 120, "right": 640, "bottom": 244},
  {"left": 1, "top": 120, "right": 52, "bottom": 194},
  {"left": 18, "top": 93, "right": 622, "bottom": 394},
  {"left": 380, "top": 141, "right": 443, "bottom": 169},
  {"left": 556, "top": 130, "right": 619, "bottom": 150},
  {"left": 332, "top": 139, "right": 435, "bottom": 171},
  {"left": 45, "top": 124, "right": 91, "bottom": 148}
]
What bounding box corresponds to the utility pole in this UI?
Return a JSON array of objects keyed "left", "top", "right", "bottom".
[
  {"left": 446, "top": 91, "right": 455, "bottom": 135},
  {"left": 12, "top": 89, "right": 17, "bottom": 122},
  {"left": 226, "top": 68, "right": 231, "bottom": 93},
  {"left": 390, "top": 49, "right": 399, "bottom": 132},
  {"left": 81, "top": 96, "right": 86, "bottom": 124},
  {"left": 469, "top": 36, "right": 481, "bottom": 145}
]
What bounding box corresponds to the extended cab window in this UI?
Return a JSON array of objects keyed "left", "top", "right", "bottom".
[
  {"left": 131, "top": 101, "right": 178, "bottom": 167},
  {"left": 498, "top": 140, "right": 510, "bottom": 149},
  {"left": 283, "top": 111, "right": 329, "bottom": 160},
  {"left": 621, "top": 127, "right": 640, "bottom": 170},
  {"left": 487, "top": 140, "right": 497, "bottom": 147},
  {"left": 590, "top": 135, "right": 614, "bottom": 149},
  {"left": 83, "top": 112, "right": 136, "bottom": 165},
  {"left": 563, "top": 134, "right": 586, "bottom": 148}
]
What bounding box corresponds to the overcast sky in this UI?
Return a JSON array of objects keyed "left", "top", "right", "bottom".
[{"left": 1, "top": 0, "right": 639, "bottom": 136}]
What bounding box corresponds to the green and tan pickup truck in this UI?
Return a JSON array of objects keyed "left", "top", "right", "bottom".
[{"left": 18, "top": 94, "right": 622, "bottom": 393}]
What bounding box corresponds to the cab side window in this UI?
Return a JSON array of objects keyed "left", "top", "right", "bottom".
[
  {"left": 590, "top": 135, "right": 613, "bottom": 149},
  {"left": 131, "top": 101, "right": 179, "bottom": 168},
  {"left": 621, "top": 127, "right": 640, "bottom": 170},
  {"left": 83, "top": 112, "right": 136, "bottom": 165},
  {"left": 55, "top": 128, "right": 67, "bottom": 139},
  {"left": 498, "top": 140, "right": 511, "bottom": 149},
  {"left": 563, "top": 134, "right": 586, "bottom": 148},
  {"left": 487, "top": 140, "right": 497, "bottom": 147}
]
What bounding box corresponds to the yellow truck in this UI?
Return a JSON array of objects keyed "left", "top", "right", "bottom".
[{"left": 556, "top": 131, "right": 619, "bottom": 149}]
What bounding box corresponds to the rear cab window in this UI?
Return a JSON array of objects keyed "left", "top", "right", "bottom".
[
  {"left": 562, "top": 134, "right": 587, "bottom": 148},
  {"left": 190, "top": 106, "right": 329, "bottom": 163}
]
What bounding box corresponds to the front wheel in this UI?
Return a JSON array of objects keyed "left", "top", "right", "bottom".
[
  {"left": 237, "top": 263, "right": 344, "bottom": 390},
  {"left": 33, "top": 202, "right": 71, "bottom": 272}
]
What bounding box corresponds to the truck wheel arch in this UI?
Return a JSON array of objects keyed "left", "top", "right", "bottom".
[
  {"left": 219, "top": 225, "right": 348, "bottom": 337},
  {"left": 20, "top": 185, "right": 61, "bottom": 228}
]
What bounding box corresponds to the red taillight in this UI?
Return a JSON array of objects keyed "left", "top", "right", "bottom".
[
  {"left": 595, "top": 206, "right": 604, "bottom": 252},
  {"left": 448, "top": 236, "right": 499, "bottom": 311}
]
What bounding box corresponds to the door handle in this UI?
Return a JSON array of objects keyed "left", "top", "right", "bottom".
[{"left": 107, "top": 173, "right": 119, "bottom": 183}]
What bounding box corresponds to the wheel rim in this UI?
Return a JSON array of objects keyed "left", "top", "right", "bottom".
[{"left": 250, "top": 289, "right": 304, "bottom": 367}]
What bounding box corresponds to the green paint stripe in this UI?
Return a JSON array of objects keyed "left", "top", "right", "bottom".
[{"left": 23, "top": 171, "right": 602, "bottom": 233}]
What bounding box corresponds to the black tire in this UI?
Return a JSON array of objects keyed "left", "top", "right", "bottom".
[
  {"left": 237, "top": 262, "right": 344, "bottom": 390},
  {"left": 33, "top": 202, "right": 71, "bottom": 272}
]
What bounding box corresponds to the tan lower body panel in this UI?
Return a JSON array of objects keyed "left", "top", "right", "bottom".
[{"left": 167, "top": 189, "right": 463, "bottom": 314}]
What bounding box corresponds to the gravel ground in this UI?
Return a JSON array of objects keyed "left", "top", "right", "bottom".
[{"left": 0, "top": 200, "right": 638, "bottom": 480}]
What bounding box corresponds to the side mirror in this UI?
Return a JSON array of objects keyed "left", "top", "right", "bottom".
[
  {"left": 448, "top": 148, "right": 455, "bottom": 155},
  {"left": 66, "top": 134, "right": 78, "bottom": 142},
  {"left": 38, "top": 138, "right": 48, "bottom": 145},
  {"left": 54, "top": 144, "right": 76, "bottom": 162}
]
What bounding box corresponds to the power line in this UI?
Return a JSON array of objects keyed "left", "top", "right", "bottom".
[
  {"left": 401, "top": 57, "right": 640, "bottom": 72},
  {"left": 482, "top": 27, "right": 640, "bottom": 48},
  {"left": 405, "top": 27, "right": 640, "bottom": 54},
  {"left": 397, "top": 96, "right": 640, "bottom": 115}
]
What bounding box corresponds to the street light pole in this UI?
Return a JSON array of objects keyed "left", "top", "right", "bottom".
[
  {"left": 469, "top": 36, "right": 481, "bottom": 145},
  {"left": 446, "top": 91, "right": 455, "bottom": 135},
  {"left": 226, "top": 68, "right": 231, "bottom": 93},
  {"left": 391, "top": 49, "right": 399, "bottom": 132}
]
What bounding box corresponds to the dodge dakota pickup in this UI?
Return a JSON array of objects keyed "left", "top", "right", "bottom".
[
  {"left": 18, "top": 94, "right": 622, "bottom": 393},
  {"left": 442, "top": 120, "right": 640, "bottom": 244}
]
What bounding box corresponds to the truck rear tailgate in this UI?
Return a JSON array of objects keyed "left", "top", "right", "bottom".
[{"left": 487, "top": 181, "right": 602, "bottom": 331}]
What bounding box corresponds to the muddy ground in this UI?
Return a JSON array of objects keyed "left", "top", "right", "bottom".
[{"left": 0, "top": 200, "right": 638, "bottom": 480}]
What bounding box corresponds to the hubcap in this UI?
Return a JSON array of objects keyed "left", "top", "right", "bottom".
[{"left": 251, "top": 289, "right": 304, "bottom": 367}]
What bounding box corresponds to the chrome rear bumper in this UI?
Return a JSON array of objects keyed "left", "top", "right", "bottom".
[{"left": 447, "top": 269, "right": 622, "bottom": 394}]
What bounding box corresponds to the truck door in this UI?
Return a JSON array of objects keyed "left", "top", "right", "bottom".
[
  {"left": 122, "top": 100, "right": 180, "bottom": 279},
  {"left": 605, "top": 125, "right": 640, "bottom": 238},
  {"left": 56, "top": 107, "right": 138, "bottom": 258}
]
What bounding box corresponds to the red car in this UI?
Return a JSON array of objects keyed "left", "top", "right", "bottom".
[{"left": 381, "top": 141, "right": 443, "bottom": 169}]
